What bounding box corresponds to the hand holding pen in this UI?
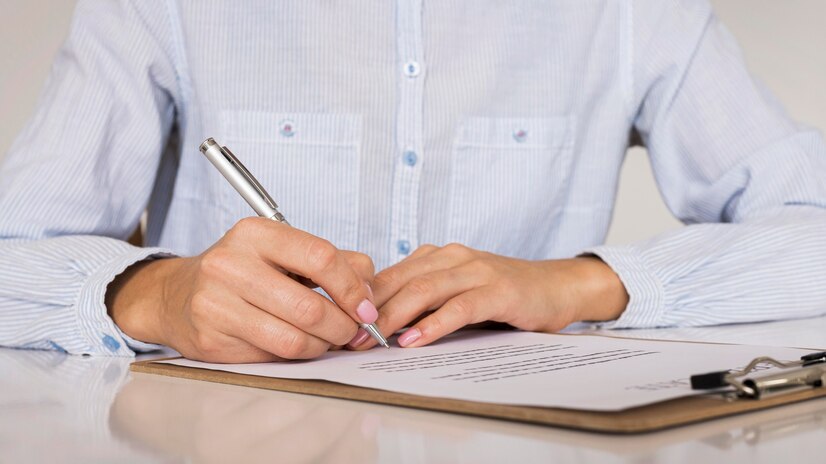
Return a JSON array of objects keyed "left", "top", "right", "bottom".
[
  {"left": 199, "top": 138, "right": 389, "bottom": 349},
  {"left": 106, "top": 140, "right": 386, "bottom": 363}
]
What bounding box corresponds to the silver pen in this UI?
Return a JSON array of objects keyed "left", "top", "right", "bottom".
[{"left": 199, "top": 138, "right": 390, "bottom": 349}]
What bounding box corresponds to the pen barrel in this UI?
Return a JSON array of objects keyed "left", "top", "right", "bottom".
[{"left": 199, "top": 138, "right": 280, "bottom": 219}]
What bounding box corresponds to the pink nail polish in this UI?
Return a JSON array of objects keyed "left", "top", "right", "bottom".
[
  {"left": 347, "top": 328, "right": 370, "bottom": 348},
  {"left": 356, "top": 299, "right": 378, "bottom": 324},
  {"left": 398, "top": 328, "right": 421, "bottom": 347},
  {"left": 365, "top": 283, "right": 374, "bottom": 300}
]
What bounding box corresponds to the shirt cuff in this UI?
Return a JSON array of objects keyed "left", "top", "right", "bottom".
[
  {"left": 581, "top": 245, "right": 666, "bottom": 329},
  {"left": 114, "top": 326, "right": 166, "bottom": 353},
  {"left": 75, "top": 247, "right": 175, "bottom": 356}
]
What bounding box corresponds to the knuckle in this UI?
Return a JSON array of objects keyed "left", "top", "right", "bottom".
[
  {"left": 428, "top": 312, "right": 448, "bottom": 334},
  {"left": 188, "top": 290, "right": 218, "bottom": 318},
  {"left": 292, "top": 293, "right": 326, "bottom": 327},
  {"left": 305, "top": 239, "right": 338, "bottom": 274},
  {"left": 198, "top": 249, "right": 232, "bottom": 278},
  {"left": 449, "top": 298, "right": 475, "bottom": 322},
  {"left": 406, "top": 277, "right": 433, "bottom": 298},
  {"left": 276, "top": 331, "right": 311, "bottom": 359},
  {"left": 372, "top": 270, "right": 397, "bottom": 291},
  {"left": 235, "top": 216, "right": 263, "bottom": 235},
  {"left": 443, "top": 242, "right": 465, "bottom": 253},
  {"left": 353, "top": 252, "right": 375, "bottom": 276},
  {"left": 307, "top": 341, "right": 330, "bottom": 358},
  {"left": 192, "top": 332, "right": 221, "bottom": 357},
  {"left": 413, "top": 244, "right": 437, "bottom": 257},
  {"left": 443, "top": 242, "right": 470, "bottom": 259}
]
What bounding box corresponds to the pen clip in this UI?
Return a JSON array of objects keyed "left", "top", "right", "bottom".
[{"left": 219, "top": 145, "right": 280, "bottom": 211}]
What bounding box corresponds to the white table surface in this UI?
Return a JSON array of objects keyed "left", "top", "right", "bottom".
[{"left": 2, "top": 316, "right": 825, "bottom": 464}]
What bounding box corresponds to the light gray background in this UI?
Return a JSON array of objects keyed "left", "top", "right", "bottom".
[{"left": 1, "top": 0, "right": 824, "bottom": 245}]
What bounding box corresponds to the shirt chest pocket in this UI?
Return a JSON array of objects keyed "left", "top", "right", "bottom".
[
  {"left": 447, "top": 116, "right": 576, "bottom": 258},
  {"left": 219, "top": 111, "right": 362, "bottom": 251}
]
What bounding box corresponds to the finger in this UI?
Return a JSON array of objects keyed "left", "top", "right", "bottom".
[
  {"left": 397, "top": 287, "right": 499, "bottom": 348},
  {"left": 217, "top": 257, "right": 357, "bottom": 346},
  {"left": 372, "top": 243, "right": 477, "bottom": 307},
  {"left": 213, "top": 293, "right": 332, "bottom": 360},
  {"left": 176, "top": 284, "right": 286, "bottom": 362},
  {"left": 237, "top": 218, "right": 376, "bottom": 325},
  {"left": 180, "top": 330, "right": 283, "bottom": 363},
  {"left": 352, "top": 263, "right": 483, "bottom": 350},
  {"left": 341, "top": 250, "right": 375, "bottom": 282},
  {"left": 401, "top": 243, "right": 439, "bottom": 262}
]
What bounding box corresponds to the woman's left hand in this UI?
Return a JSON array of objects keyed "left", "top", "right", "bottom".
[{"left": 349, "top": 243, "right": 629, "bottom": 349}]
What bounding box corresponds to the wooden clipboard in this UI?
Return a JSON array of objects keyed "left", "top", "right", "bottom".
[{"left": 130, "top": 358, "right": 826, "bottom": 434}]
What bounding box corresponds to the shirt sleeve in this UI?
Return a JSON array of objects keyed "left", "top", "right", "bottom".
[
  {"left": 0, "top": 0, "right": 179, "bottom": 355},
  {"left": 585, "top": 0, "right": 826, "bottom": 328}
]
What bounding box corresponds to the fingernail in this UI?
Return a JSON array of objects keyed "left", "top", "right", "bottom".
[
  {"left": 398, "top": 328, "right": 421, "bottom": 347},
  {"left": 365, "top": 283, "right": 374, "bottom": 300},
  {"left": 347, "top": 328, "right": 370, "bottom": 348},
  {"left": 356, "top": 299, "right": 378, "bottom": 324}
]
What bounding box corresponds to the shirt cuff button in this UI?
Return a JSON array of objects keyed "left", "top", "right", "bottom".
[{"left": 102, "top": 334, "right": 121, "bottom": 352}]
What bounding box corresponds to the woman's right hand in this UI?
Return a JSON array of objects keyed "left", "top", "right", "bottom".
[{"left": 106, "top": 217, "right": 376, "bottom": 362}]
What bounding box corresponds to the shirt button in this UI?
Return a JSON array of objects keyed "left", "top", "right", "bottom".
[
  {"left": 102, "top": 334, "right": 121, "bottom": 352},
  {"left": 403, "top": 60, "right": 421, "bottom": 78},
  {"left": 397, "top": 240, "right": 411, "bottom": 255},
  {"left": 279, "top": 119, "right": 296, "bottom": 137},
  {"left": 513, "top": 128, "right": 528, "bottom": 143},
  {"left": 403, "top": 150, "right": 418, "bottom": 167}
]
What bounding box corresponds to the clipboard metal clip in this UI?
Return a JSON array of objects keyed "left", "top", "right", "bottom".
[{"left": 691, "top": 351, "right": 826, "bottom": 399}]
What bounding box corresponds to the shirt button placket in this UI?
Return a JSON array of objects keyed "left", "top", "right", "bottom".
[{"left": 389, "top": 0, "right": 425, "bottom": 264}]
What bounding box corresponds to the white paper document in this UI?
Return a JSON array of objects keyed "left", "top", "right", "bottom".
[{"left": 161, "top": 330, "right": 811, "bottom": 411}]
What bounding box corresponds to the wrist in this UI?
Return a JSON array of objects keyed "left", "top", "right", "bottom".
[
  {"left": 570, "top": 256, "right": 629, "bottom": 323},
  {"left": 105, "top": 257, "right": 182, "bottom": 346}
]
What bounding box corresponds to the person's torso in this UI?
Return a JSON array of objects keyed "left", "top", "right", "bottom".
[{"left": 150, "top": 0, "right": 635, "bottom": 271}]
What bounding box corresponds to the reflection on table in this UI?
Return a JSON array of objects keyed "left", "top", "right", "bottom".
[
  {"left": 111, "top": 372, "right": 826, "bottom": 463},
  {"left": 2, "top": 315, "right": 826, "bottom": 463}
]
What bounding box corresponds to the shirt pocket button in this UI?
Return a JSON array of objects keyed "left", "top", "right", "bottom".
[
  {"left": 279, "top": 119, "right": 296, "bottom": 137},
  {"left": 512, "top": 128, "right": 528, "bottom": 143}
]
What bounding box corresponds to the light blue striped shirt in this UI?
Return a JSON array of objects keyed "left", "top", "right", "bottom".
[{"left": 2, "top": 0, "right": 826, "bottom": 357}]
